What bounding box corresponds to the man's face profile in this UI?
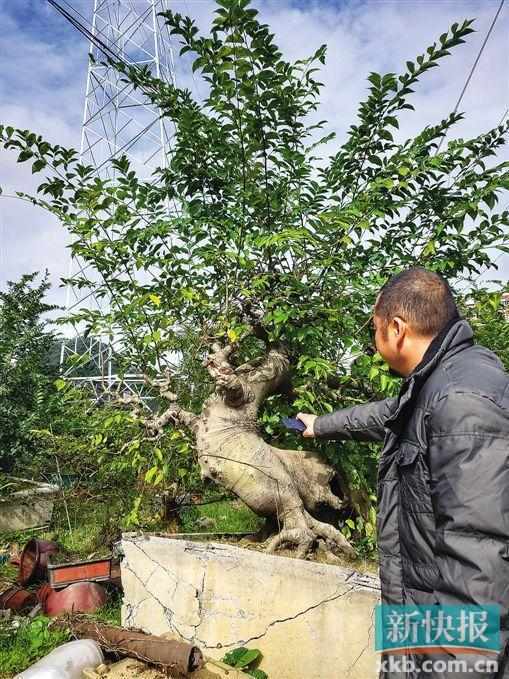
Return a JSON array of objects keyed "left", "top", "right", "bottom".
[{"left": 373, "top": 314, "right": 407, "bottom": 377}]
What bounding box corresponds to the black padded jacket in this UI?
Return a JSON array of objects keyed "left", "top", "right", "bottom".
[{"left": 315, "top": 320, "right": 509, "bottom": 678}]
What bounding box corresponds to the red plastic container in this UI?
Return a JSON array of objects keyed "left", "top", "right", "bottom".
[
  {"left": 19, "top": 539, "right": 59, "bottom": 585},
  {"left": 48, "top": 557, "right": 112, "bottom": 589},
  {"left": 40, "top": 581, "right": 107, "bottom": 616},
  {"left": 0, "top": 585, "right": 37, "bottom": 611}
]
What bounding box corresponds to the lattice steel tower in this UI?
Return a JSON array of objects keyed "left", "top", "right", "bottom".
[{"left": 54, "top": 0, "right": 176, "bottom": 398}]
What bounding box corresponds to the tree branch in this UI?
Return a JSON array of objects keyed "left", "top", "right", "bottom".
[
  {"left": 115, "top": 374, "right": 198, "bottom": 438},
  {"left": 203, "top": 342, "right": 253, "bottom": 407}
]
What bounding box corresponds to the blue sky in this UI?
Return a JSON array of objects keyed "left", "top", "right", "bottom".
[{"left": 0, "top": 0, "right": 508, "bottom": 309}]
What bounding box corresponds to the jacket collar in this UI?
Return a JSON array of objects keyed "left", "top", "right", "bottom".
[
  {"left": 408, "top": 316, "right": 472, "bottom": 381},
  {"left": 385, "top": 319, "right": 474, "bottom": 429}
]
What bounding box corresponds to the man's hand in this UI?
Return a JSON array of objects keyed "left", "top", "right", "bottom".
[{"left": 296, "top": 412, "right": 317, "bottom": 437}]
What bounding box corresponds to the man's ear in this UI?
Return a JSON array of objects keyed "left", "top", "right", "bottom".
[{"left": 392, "top": 316, "right": 407, "bottom": 346}]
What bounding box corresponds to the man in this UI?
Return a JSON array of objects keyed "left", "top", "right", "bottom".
[{"left": 298, "top": 267, "right": 509, "bottom": 678}]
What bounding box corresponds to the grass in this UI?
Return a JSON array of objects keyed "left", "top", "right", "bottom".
[
  {"left": 0, "top": 495, "right": 123, "bottom": 563},
  {"left": 49, "top": 496, "right": 122, "bottom": 559},
  {"left": 0, "top": 500, "right": 123, "bottom": 678},
  {"left": 0, "top": 616, "right": 70, "bottom": 677},
  {"left": 0, "top": 560, "right": 17, "bottom": 586},
  {"left": 0, "top": 494, "right": 376, "bottom": 676},
  {"left": 91, "top": 590, "right": 123, "bottom": 626},
  {"left": 0, "top": 595, "right": 121, "bottom": 679},
  {"left": 179, "top": 498, "right": 264, "bottom": 534}
]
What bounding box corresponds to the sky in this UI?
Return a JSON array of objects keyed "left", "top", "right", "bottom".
[{"left": 0, "top": 0, "right": 508, "bottom": 311}]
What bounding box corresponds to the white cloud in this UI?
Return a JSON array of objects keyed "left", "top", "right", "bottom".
[
  {"left": 1, "top": 0, "right": 508, "bottom": 310},
  {"left": 0, "top": 0, "right": 87, "bottom": 308}
]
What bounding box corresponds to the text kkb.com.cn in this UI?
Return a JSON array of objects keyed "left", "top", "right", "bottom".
[
  {"left": 375, "top": 604, "right": 502, "bottom": 674},
  {"left": 377, "top": 654, "right": 499, "bottom": 675}
]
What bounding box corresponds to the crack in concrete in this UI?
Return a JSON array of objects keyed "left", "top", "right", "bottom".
[
  {"left": 122, "top": 540, "right": 207, "bottom": 644},
  {"left": 122, "top": 593, "right": 152, "bottom": 628},
  {"left": 122, "top": 558, "right": 200, "bottom": 644},
  {"left": 121, "top": 536, "right": 379, "bottom": 670},
  {"left": 194, "top": 584, "right": 359, "bottom": 650},
  {"left": 194, "top": 570, "right": 207, "bottom": 633},
  {"left": 345, "top": 601, "right": 376, "bottom": 675},
  {"left": 128, "top": 539, "right": 200, "bottom": 594},
  {"left": 123, "top": 545, "right": 361, "bottom": 651}
]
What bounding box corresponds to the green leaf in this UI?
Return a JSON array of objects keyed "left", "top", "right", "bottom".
[
  {"left": 227, "top": 328, "right": 239, "bottom": 343},
  {"left": 222, "top": 648, "right": 248, "bottom": 667},
  {"left": 234, "top": 649, "right": 261, "bottom": 668},
  {"left": 31, "top": 159, "right": 47, "bottom": 173},
  {"left": 54, "top": 378, "right": 67, "bottom": 391},
  {"left": 367, "top": 72, "right": 381, "bottom": 87},
  {"left": 145, "top": 466, "right": 158, "bottom": 483},
  {"left": 248, "top": 670, "right": 268, "bottom": 679},
  {"left": 18, "top": 149, "right": 34, "bottom": 162}
]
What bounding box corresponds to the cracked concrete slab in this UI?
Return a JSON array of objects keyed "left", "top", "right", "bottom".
[{"left": 120, "top": 535, "right": 380, "bottom": 679}]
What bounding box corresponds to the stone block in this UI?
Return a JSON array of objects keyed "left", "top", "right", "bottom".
[
  {"left": 82, "top": 659, "right": 167, "bottom": 678},
  {"left": 121, "top": 535, "right": 381, "bottom": 679},
  {"left": 81, "top": 657, "right": 251, "bottom": 678},
  {"left": 0, "top": 478, "right": 59, "bottom": 531}
]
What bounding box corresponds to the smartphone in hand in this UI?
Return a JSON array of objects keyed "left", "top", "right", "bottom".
[{"left": 281, "top": 416, "right": 306, "bottom": 433}]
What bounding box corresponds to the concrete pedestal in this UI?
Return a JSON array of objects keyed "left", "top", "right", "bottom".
[{"left": 121, "top": 535, "right": 380, "bottom": 679}]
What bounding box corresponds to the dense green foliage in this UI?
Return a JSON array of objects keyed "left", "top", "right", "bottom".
[
  {"left": 34, "top": 379, "right": 202, "bottom": 526},
  {"left": 463, "top": 287, "right": 509, "bottom": 370},
  {"left": 1, "top": 1, "right": 508, "bottom": 541},
  {"left": 0, "top": 273, "right": 57, "bottom": 472}
]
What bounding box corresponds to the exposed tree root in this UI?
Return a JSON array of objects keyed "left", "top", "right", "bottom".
[{"left": 266, "top": 508, "right": 355, "bottom": 560}]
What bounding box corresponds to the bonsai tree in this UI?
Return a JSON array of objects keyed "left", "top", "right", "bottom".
[{"left": 1, "top": 0, "right": 508, "bottom": 557}]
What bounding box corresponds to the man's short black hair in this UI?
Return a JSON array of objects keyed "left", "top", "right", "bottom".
[{"left": 375, "top": 267, "right": 459, "bottom": 337}]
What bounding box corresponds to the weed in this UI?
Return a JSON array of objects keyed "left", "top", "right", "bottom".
[
  {"left": 0, "top": 616, "right": 70, "bottom": 675},
  {"left": 222, "top": 647, "right": 268, "bottom": 678},
  {"left": 179, "top": 499, "right": 263, "bottom": 534},
  {"left": 92, "top": 591, "right": 123, "bottom": 626}
]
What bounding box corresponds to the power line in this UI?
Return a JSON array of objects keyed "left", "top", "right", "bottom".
[
  {"left": 498, "top": 107, "right": 509, "bottom": 126},
  {"left": 47, "top": 0, "right": 178, "bottom": 386},
  {"left": 48, "top": 0, "right": 126, "bottom": 66},
  {"left": 436, "top": 0, "right": 506, "bottom": 154}
]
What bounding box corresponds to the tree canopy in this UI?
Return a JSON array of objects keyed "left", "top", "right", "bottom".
[
  {"left": 2, "top": 7, "right": 508, "bottom": 381},
  {"left": 1, "top": 1, "right": 508, "bottom": 529},
  {"left": 0, "top": 273, "right": 56, "bottom": 471}
]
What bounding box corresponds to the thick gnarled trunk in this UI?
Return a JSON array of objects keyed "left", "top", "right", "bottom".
[{"left": 132, "top": 344, "right": 354, "bottom": 559}]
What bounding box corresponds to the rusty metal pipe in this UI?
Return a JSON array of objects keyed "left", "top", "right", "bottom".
[{"left": 52, "top": 619, "right": 203, "bottom": 674}]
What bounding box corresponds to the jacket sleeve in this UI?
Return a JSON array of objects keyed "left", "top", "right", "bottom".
[
  {"left": 427, "top": 390, "right": 509, "bottom": 610},
  {"left": 314, "top": 397, "right": 397, "bottom": 442}
]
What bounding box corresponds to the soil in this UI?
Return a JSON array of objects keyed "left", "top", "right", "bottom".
[
  {"left": 48, "top": 548, "right": 112, "bottom": 565},
  {"left": 138, "top": 530, "right": 379, "bottom": 576}
]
